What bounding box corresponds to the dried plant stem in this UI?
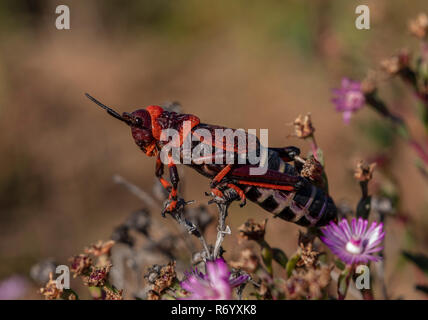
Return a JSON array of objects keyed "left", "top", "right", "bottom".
[
  {"left": 376, "top": 212, "right": 389, "bottom": 299},
  {"left": 330, "top": 270, "right": 363, "bottom": 300},
  {"left": 309, "top": 135, "right": 319, "bottom": 161},
  {"left": 167, "top": 200, "right": 211, "bottom": 260},
  {"left": 359, "top": 181, "right": 368, "bottom": 198},
  {"left": 112, "top": 174, "right": 195, "bottom": 254},
  {"left": 212, "top": 200, "right": 231, "bottom": 259},
  {"left": 113, "top": 174, "right": 159, "bottom": 209},
  {"left": 366, "top": 94, "right": 428, "bottom": 169},
  {"left": 397, "top": 66, "right": 428, "bottom": 108},
  {"left": 408, "top": 139, "right": 428, "bottom": 165}
]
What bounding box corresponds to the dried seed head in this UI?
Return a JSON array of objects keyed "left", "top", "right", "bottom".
[
  {"left": 380, "top": 50, "right": 410, "bottom": 75},
  {"left": 84, "top": 240, "right": 115, "bottom": 257},
  {"left": 296, "top": 242, "right": 319, "bottom": 269},
  {"left": 285, "top": 265, "right": 332, "bottom": 300},
  {"left": 293, "top": 113, "right": 315, "bottom": 139},
  {"left": 39, "top": 272, "right": 62, "bottom": 300},
  {"left": 230, "top": 249, "right": 260, "bottom": 274},
  {"left": 69, "top": 254, "right": 92, "bottom": 277},
  {"left": 354, "top": 160, "right": 376, "bottom": 182},
  {"left": 298, "top": 230, "right": 316, "bottom": 247},
  {"left": 83, "top": 265, "right": 112, "bottom": 287},
  {"left": 300, "top": 156, "right": 323, "bottom": 182},
  {"left": 105, "top": 287, "right": 124, "bottom": 300},
  {"left": 238, "top": 219, "right": 267, "bottom": 242},
  {"left": 147, "top": 290, "right": 161, "bottom": 300},
  {"left": 145, "top": 262, "right": 177, "bottom": 295},
  {"left": 409, "top": 13, "right": 428, "bottom": 39},
  {"left": 258, "top": 282, "right": 272, "bottom": 300}
]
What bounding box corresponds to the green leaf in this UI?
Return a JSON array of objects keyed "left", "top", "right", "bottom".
[
  {"left": 62, "top": 289, "right": 79, "bottom": 300},
  {"left": 272, "top": 248, "right": 288, "bottom": 268},
  {"left": 261, "top": 246, "right": 273, "bottom": 276},
  {"left": 337, "top": 266, "right": 352, "bottom": 300},
  {"left": 286, "top": 252, "right": 300, "bottom": 278},
  {"left": 317, "top": 148, "right": 324, "bottom": 166},
  {"left": 334, "top": 259, "right": 346, "bottom": 271}
]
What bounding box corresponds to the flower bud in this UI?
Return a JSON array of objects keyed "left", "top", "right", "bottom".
[
  {"left": 293, "top": 113, "right": 315, "bottom": 139},
  {"left": 301, "top": 156, "right": 323, "bottom": 182},
  {"left": 83, "top": 264, "right": 112, "bottom": 287},
  {"left": 409, "top": 13, "right": 428, "bottom": 39},
  {"left": 354, "top": 160, "right": 376, "bottom": 182},
  {"left": 238, "top": 219, "right": 267, "bottom": 242},
  {"left": 84, "top": 240, "right": 115, "bottom": 257},
  {"left": 69, "top": 254, "right": 92, "bottom": 277},
  {"left": 381, "top": 50, "right": 410, "bottom": 75},
  {"left": 230, "top": 249, "right": 260, "bottom": 274}
]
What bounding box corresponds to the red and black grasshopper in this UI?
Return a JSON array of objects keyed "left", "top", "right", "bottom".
[{"left": 85, "top": 93, "right": 337, "bottom": 227}]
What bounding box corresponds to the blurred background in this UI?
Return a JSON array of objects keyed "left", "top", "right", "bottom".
[{"left": 0, "top": 0, "right": 427, "bottom": 299}]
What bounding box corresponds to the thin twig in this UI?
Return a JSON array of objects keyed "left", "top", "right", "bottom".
[
  {"left": 113, "top": 175, "right": 160, "bottom": 210},
  {"left": 112, "top": 174, "right": 195, "bottom": 254},
  {"left": 167, "top": 199, "right": 211, "bottom": 260},
  {"left": 376, "top": 211, "right": 389, "bottom": 299},
  {"left": 213, "top": 200, "right": 231, "bottom": 259},
  {"left": 204, "top": 188, "right": 237, "bottom": 259}
]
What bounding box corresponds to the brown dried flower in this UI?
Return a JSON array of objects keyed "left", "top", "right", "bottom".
[
  {"left": 40, "top": 272, "right": 63, "bottom": 300},
  {"left": 285, "top": 265, "right": 332, "bottom": 300},
  {"left": 301, "top": 156, "right": 323, "bottom": 182},
  {"left": 296, "top": 242, "right": 319, "bottom": 269},
  {"left": 380, "top": 50, "right": 410, "bottom": 75},
  {"left": 145, "top": 262, "right": 177, "bottom": 295},
  {"left": 69, "top": 254, "right": 92, "bottom": 277},
  {"left": 147, "top": 290, "right": 161, "bottom": 300},
  {"left": 258, "top": 282, "right": 272, "bottom": 300},
  {"left": 230, "top": 249, "right": 260, "bottom": 274},
  {"left": 293, "top": 113, "right": 315, "bottom": 139},
  {"left": 85, "top": 240, "right": 115, "bottom": 257},
  {"left": 83, "top": 265, "right": 112, "bottom": 287},
  {"left": 105, "top": 287, "right": 124, "bottom": 300},
  {"left": 238, "top": 219, "right": 267, "bottom": 242},
  {"left": 354, "top": 160, "right": 376, "bottom": 182},
  {"left": 409, "top": 13, "right": 428, "bottom": 39}
]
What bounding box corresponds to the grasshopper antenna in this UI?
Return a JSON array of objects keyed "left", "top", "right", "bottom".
[{"left": 85, "top": 93, "right": 130, "bottom": 124}]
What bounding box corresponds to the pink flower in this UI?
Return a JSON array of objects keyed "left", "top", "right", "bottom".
[
  {"left": 0, "top": 275, "right": 29, "bottom": 300},
  {"left": 180, "top": 259, "right": 248, "bottom": 300},
  {"left": 320, "top": 218, "right": 384, "bottom": 265},
  {"left": 332, "top": 78, "right": 366, "bottom": 124}
]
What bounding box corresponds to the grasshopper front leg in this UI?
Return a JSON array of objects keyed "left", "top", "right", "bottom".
[{"left": 155, "top": 153, "right": 182, "bottom": 216}]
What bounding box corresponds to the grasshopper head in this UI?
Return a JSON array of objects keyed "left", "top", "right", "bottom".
[{"left": 85, "top": 93, "right": 157, "bottom": 156}]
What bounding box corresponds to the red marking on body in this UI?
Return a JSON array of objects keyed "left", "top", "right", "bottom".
[
  {"left": 145, "top": 142, "right": 158, "bottom": 156},
  {"left": 237, "top": 180, "right": 295, "bottom": 191},
  {"left": 212, "top": 164, "right": 233, "bottom": 184},
  {"left": 146, "top": 105, "right": 165, "bottom": 140},
  {"left": 226, "top": 183, "right": 246, "bottom": 202},
  {"left": 159, "top": 177, "right": 172, "bottom": 190},
  {"left": 165, "top": 200, "right": 178, "bottom": 212},
  {"left": 175, "top": 115, "right": 200, "bottom": 147}
]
